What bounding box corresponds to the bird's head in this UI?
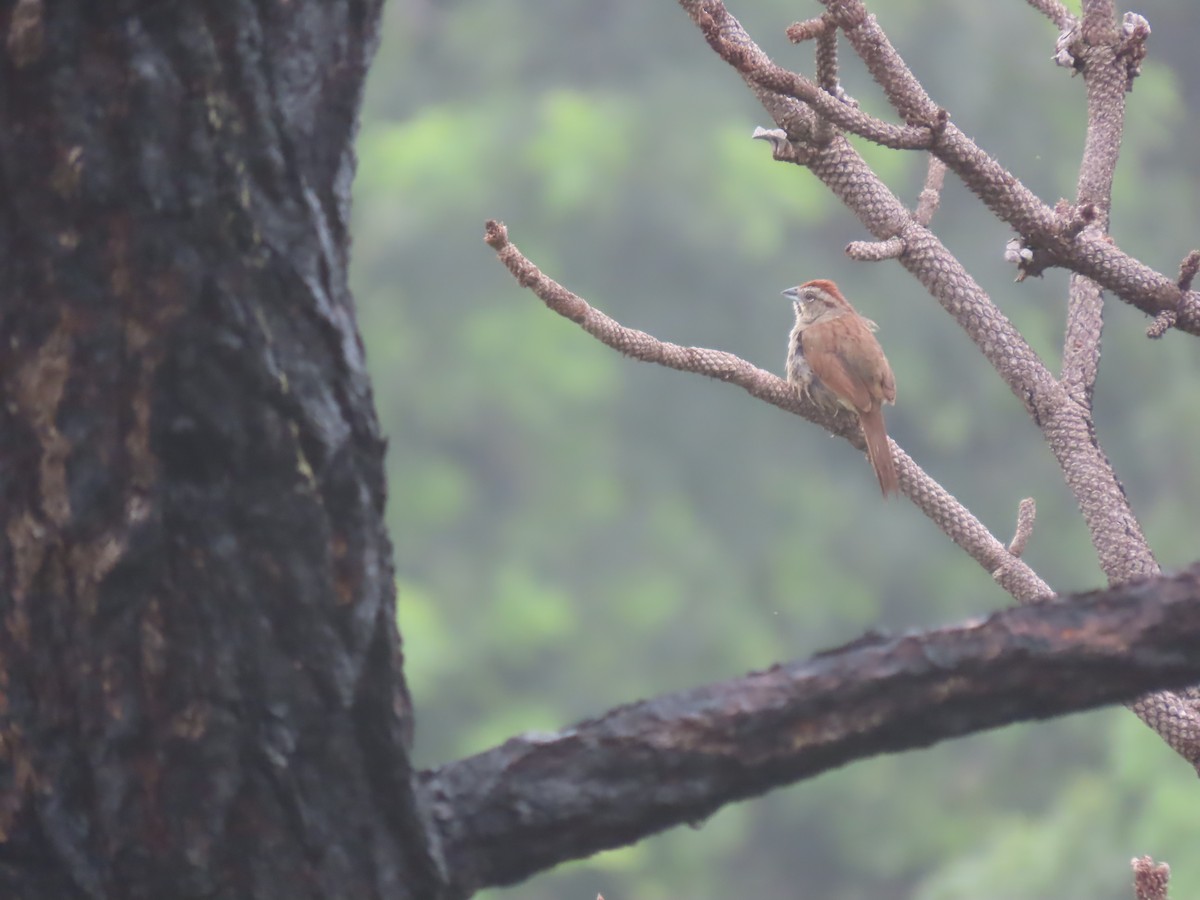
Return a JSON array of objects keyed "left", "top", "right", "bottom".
[{"left": 781, "top": 279, "right": 851, "bottom": 326}]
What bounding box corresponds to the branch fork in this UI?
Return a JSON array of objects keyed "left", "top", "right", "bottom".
[{"left": 489, "top": 0, "right": 1200, "bottom": 788}]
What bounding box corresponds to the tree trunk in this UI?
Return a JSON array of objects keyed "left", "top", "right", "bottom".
[{"left": 0, "top": 3, "right": 442, "bottom": 897}]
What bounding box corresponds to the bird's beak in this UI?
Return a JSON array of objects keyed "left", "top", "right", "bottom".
[{"left": 781, "top": 287, "right": 799, "bottom": 301}]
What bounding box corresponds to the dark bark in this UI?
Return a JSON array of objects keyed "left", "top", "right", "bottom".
[
  {"left": 422, "top": 566, "right": 1200, "bottom": 897},
  {"left": 4, "top": 4, "right": 1200, "bottom": 900},
  {"left": 0, "top": 3, "right": 443, "bottom": 898}
]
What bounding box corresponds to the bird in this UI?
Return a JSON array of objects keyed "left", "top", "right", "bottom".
[{"left": 781, "top": 279, "right": 899, "bottom": 497}]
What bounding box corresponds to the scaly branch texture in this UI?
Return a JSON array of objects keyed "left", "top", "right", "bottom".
[
  {"left": 688, "top": 0, "right": 1156, "bottom": 580},
  {"left": 1059, "top": 0, "right": 1122, "bottom": 402},
  {"left": 421, "top": 565, "right": 1200, "bottom": 897},
  {"left": 1133, "top": 856, "right": 1171, "bottom": 900},
  {"left": 679, "top": 0, "right": 1200, "bottom": 768},
  {"left": 485, "top": 221, "right": 1050, "bottom": 603},
  {"left": 775, "top": 2, "right": 1194, "bottom": 333},
  {"left": 1026, "top": 0, "right": 1075, "bottom": 31},
  {"left": 812, "top": 0, "right": 1197, "bottom": 333}
]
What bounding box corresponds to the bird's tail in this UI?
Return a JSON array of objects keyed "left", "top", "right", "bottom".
[{"left": 860, "top": 408, "right": 899, "bottom": 497}]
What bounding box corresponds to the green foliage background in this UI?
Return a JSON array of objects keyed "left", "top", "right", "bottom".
[{"left": 351, "top": 1, "right": 1200, "bottom": 897}]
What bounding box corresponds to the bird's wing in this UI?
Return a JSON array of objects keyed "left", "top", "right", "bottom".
[
  {"left": 838, "top": 327, "right": 895, "bottom": 408},
  {"left": 802, "top": 325, "right": 875, "bottom": 413},
  {"left": 880, "top": 360, "right": 896, "bottom": 404}
]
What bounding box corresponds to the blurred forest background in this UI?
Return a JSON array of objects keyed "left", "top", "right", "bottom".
[{"left": 350, "top": 1, "right": 1200, "bottom": 897}]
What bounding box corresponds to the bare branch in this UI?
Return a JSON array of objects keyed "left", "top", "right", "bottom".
[
  {"left": 484, "top": 220, "right": 1053, "bottom": 603},
  {"left": 678, "top": 0, "right": 1200, "bottom": 759},
  {"left": 694, "top": 13, "right": 1055, "bottom": 407},
  {"left": 809, "top": 0, "right": 1200, "bottom": 335},
  {"left": 697, "top": 9, "right": 936, "bottom": 151},
  {"left": 814, "top": 17, "right": 839, "bottom": 93},
  {"left": 1007, "top": 499, "right": 1036, "bottom": 558},
  {"left": 847, "top": 237, "right": 904, "bottom": 261},
  {"left": 1062, "top": 0, "right": 1128, "bottom": 404},
  {"left": 895, "top": 1, "right": 1200, "bottom": 762},
  {"left": 1177, "top": 250, "right": 1200, "bottom": 292},
  {"left": 1129, "top": 689, "right": 1200, "bottom": 766},
  {"left": 1025, "top": 0, "right": 1075, "bottom": 31},
  {"left": 1132, "top": 856, "right": 1171, "bottom": 900},
  {"left": 1147, "top": 252, "right": 1200, "bottom": 337},
  {"left": 706, "top": 5, "right": 1156, "bottom": 583},
  {"left": 691, "top": 1, "right": 1064, "bottom": 426},
  {"left": 1146, "top": 309, "right": 1177, "bottom": 340},
  {"left": 1063, "top": 236, "right": 1198, "bottom": 330},
  {"left": 813, "top": 17, "right": 841, "bottom": 143},
  {"left": 710, "top": 0, "right": 1159, "bottom": 579},
  {"left": 818, "top": 0, "right": 1053, "bottom": 224},
  {"left": 1057, "top": 272, "right": 1103, "bottom": 386},
  {"left": 483, "top": 223, "right": 831, "bottom": 428},
  {"left": 914, "top": 156, "right": 946, "bottom": 227},
  {"left": 1081, "top": 0, "right": 1119, "bottom": 40},
  {"left": 423, "top": 567, "right": 1200, "bottom": 895},
  {"left": 785, "top": 16, "right": 831, "bottom": 43}
]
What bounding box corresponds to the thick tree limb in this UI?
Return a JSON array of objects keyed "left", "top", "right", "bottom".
[{"left": 421, "top": 565, "right": 1200, "bottom": 897}]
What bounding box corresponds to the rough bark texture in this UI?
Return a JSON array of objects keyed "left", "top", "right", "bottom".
[
  {"left": 0, "top": 3, "right": 443, "bottom": 898},
  {"left": 422, "top": 565, "right": 1200, "bottom": 896},
  {"left": 3, "top": 2, "right": 1198, "bottom": 898}
]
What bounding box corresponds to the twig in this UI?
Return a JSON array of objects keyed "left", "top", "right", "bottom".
[
  {"left": 1146, "top": 309, "right": 1177, "bottom": 339},
  {"left": 846, "top": 156, "right": 944, "bottom": 257},
  {"left": 785, "top": 16, "right": 830, "bottom": 43},
  {"left": 814, "top": 17, "right": 838, "bottom": 93},
  {"left": 1146, "top": 252, "right": 1199, "bottom": 338},
  {"left": 1176, "top": 250, "right": 1200, "bottom": 292},
  {"left": 1024, "top": 0, "right": 1075, "bottom": 31},
  {"left": 813, "top": 18, "right": 841, "bottom": 143},
  {"left": 1007, "top": 499, "right": 1036, "bottom": 557},
  {"left": 914, "top": 157, "right": 946, "bottom": 227},
  {"left": 846, "top": 237, "right": 904, "bottom": 262},
  {"left": 1061, "top": 0, "right": 1128, "bottom": 406},
  {"left": 1148, "top": 252, "right": 1200, "bottom": 337},
  {"left": 1132, "top": 856, "right": 1170, "bottom": 900}
]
